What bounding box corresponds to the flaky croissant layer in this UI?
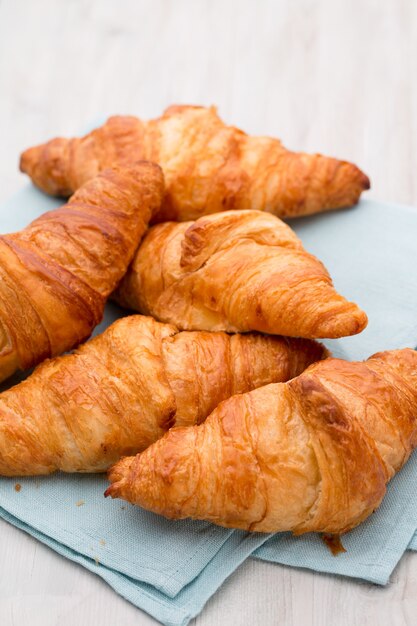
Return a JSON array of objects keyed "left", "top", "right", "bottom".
[
  {"left": 0, "top": 315, "right": 327, "bottom": 476},
  {"left": 114, "top": 209, "right": 367, "bottom": 339},
  {"left": 0, "top": 161, "right": 164, "bottom": 382},
  {"left": 20, "top": 105, "right": 370, "bottom": 221},
  {"left": 106, "top": 348, "right": 417, "bottom": 535}
]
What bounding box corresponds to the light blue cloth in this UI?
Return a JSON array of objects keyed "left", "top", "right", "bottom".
[
  {"left": 0, "top": 475, "right": 269, "bottom": 626},
  {"left": 1, "top": 186, "right": 417, "bottom": 624}
]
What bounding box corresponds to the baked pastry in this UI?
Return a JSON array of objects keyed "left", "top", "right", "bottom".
[
  {"left": 114, "top": 209, "right": 367, "bottom": 339},
  {"left": 0, "top": 162, "right": 163, "bottom": 382},
  {"left": 20, "top": 105, "right": 370, "bottom": 221},
  {"left": 106, "top": 348, "right": 417, "bottom": 535},
  {"left": 0, "top": 315, "right": 327, "bottom": 475}
]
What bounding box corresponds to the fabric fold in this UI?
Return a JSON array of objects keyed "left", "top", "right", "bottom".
[{"left": 0, "top": 497, "right": 269, "bottom": 626}]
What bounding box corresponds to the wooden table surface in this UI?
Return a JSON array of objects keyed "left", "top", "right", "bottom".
[{"left": 0, "top": 1, "right": 416, "bottom": 624}]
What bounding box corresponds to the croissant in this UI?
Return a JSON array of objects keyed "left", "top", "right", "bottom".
[
  {"left": 0, "top": 314, "right": 327, "bottom": 476},
  {"left": 0, "top": 161, "right": 163, "bottom": 382},
  {"left": 113, "top": 209, "right": 367, "bottom": 339},
  {"left": 106, "top": 348, "right": 417, "bottom": 535},
  {"left": 20, "top": 105, "right": 370, "bottom": 221}
]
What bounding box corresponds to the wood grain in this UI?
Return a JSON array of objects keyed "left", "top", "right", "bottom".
[{"left": 0, "top": 0, "right": 416, "bottom": 624}]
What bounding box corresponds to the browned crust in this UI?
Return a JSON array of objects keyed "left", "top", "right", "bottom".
[
  {"left": 0, "top": 161, "right": 164, "bottom": 381},
  {"left": 0, "top": 315, "right": 327, "bottom": 475},
  {"left": 20, "top": 105, "right": 370, "bottom": 220},
  {"left": 106, "top": 349, "right": 417, "bottom": 535}
]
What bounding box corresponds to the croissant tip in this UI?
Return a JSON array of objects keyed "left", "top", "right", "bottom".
[
  {"left": 104, "top": 471, "right": 122, "bottom": 499},
  {"left": 19, "top": 147, "right": 35, "bottom": 174},
  {"left": 106, "top": 456, "right": 134, "bottom": 496},
  {"left": 360, "top": 172, "right": 371, "bottom": 191},
  {"left": 315, "top": 307, "right": 368, "bottom": 339},
  {"left": 104, "top": 485, "right": 115, "bottom": 498},
  {"left": 357, "top": 307, "right": 368, "bottom": 329},
  {"left": 320, "top": 345, "right": 332, "bottom": 360},
  {"left": 344, "top": 309, "right": 368, "bottom": 337}
]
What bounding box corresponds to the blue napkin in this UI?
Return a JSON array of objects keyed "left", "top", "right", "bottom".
[
  {"left": 1, "top": 187, "right": 417, "bottom": 625},
  {"left": 0, "top": 475, "right": 269, "bottom": 626}
]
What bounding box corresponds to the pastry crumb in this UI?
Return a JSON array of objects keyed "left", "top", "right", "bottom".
[
  {"left": 14, "top": 483, "right": 21, "bottom": 492},
  {"left": 99, "top": 539, "right": 106, "bottom": 546},
  {"left": 94, "top": 556, "right": 100, "bottom": 566},
  {"left": 75, "top": 499, "right": 85, "bottom": 507},
  {"left": 121, "top": 505, "right": 126, "bottom": 510}
]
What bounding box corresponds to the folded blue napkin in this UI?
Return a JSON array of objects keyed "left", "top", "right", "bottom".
[
  {"left": 0, "top": 475, "right": 270, "bottom": 626},
  {"left": 1, "top": 187, "right": 417, "bottom": 625}
]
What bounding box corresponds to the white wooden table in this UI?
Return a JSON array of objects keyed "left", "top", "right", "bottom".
[{"left": 0, "top": 1, "right": 416, "bottom": 624}]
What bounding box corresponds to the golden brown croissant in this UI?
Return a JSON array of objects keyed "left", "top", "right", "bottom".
[
  {"left": 106, "top": 348, "right": 417, "bottom": 535},
  {"left": 113, "top": 209, "right": 367, "bottom": 339},
  {"left": 20, "top": 105, "right": 370, "bottom": 221},
  {"left": 0, "top": 315, "right": 327, "bottom": 476},
  {"left": 0, "top": 162, "right": 163, "bottom": 382}
]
